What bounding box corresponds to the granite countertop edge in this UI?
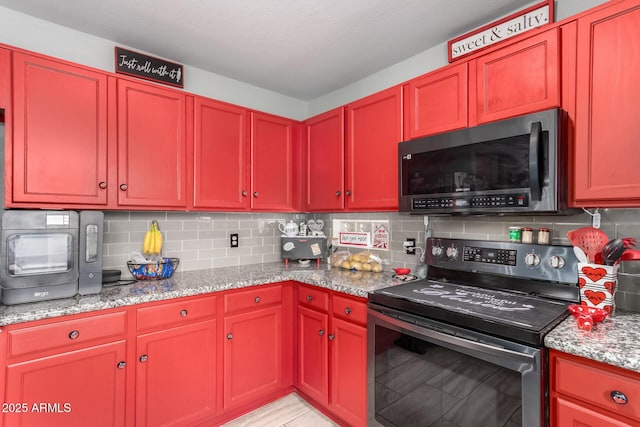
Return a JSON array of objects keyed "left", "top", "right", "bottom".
[
  {"left": 544, "top": 311, "right": 640, "bottom": 373},
  {"left": 0, "top": 262, "right": 399, "bottom": 327}
]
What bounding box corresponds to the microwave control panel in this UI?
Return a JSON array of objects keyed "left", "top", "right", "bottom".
[{"left": 412, "top": 193, "right": 528, "bottom": 211}]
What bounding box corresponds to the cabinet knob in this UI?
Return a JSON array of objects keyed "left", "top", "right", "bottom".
[
  {"left": 68, "top": 330, "right": 80, "bottom": 340},
  {"left": 227, "top": 333, "right": 233, "bottom": 340},
  {"left": 139, "top": 354, "right": 148, "bottom": 363},
  {"left": 255, "top": 296, "right": 261, "bottom": 303},
  {"left": 345, "top": 307, "right": 352, "bottom": 315},
  {"left": 329, "top": 334, "right": 335, "bottom": 341},
  {"left": 610, "top": 390, "right": 628, "bottom": 405},
  {"left": 117, "top": 361, "right": 126, "bottom": 369},
  {"left": 253, "top": 191, "right": 259, "bottom": 197},
  {"left": 318, "top": 329, "right": 325, "bottom": 336},
  {"left": 345, "top": 190, "right": 351, "bottom": 196},
  {"left": 306, "top": 295, "right": 313, "bottom": 302},
  {"left": 335, "top": 191, "right": 341, "bottom": 196},
  {"left": 119, "top": 183, "right": 128, "bottom": 191},
  {"left": 242, "top": 190, "right": 247, "bottom": 197},
  {"left": 98, "top": 181, "right": 107, "bottom": 189},
  {"left": 180, "top": 309, "right": 188, "bottom": 317}
]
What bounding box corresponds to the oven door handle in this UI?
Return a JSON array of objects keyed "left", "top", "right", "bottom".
[{"left": 369, "top": 309, "right": 537, "bottom": 365}]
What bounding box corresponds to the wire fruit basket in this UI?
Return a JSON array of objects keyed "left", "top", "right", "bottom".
[{"left": 127, "top": 257, "right": 180, "bottom": 280}]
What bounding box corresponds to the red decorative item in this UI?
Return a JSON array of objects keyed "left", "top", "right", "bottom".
[
  {"left": 393, "top": 268, "right": 411, "bottom": 276},
  {"left": 568, "top": 304, "right": 608, "bottom": 330}
]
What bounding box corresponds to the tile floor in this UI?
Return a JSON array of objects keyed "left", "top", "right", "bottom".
[{"left": 221, "top": 393, "right": 340, "bottom": 427}]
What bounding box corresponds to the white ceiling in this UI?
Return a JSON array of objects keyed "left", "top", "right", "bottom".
[{"left": 0, "top": 0, "right": 534, "bottom": 100}]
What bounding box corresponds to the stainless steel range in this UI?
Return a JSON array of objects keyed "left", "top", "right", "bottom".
[{"left": 368, "top": 238, "right": 579, "bottom": 427}]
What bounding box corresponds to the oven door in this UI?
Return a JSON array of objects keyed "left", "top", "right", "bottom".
[{"left": 368, "top": 306, "right": 546, "bottom": 427}]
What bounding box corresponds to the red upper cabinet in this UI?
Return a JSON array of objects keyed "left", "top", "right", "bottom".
[
  {"left": 405, "top": 62, "right": 468, "bottom": 138},
  {"left": 304, "top": 107, "right": 345, "bottom": 211},
  {"left": 117, "top": 79, "right": 189, "bottom": 208},
  {"left": 250, "top": 111, "right": 295, "bottom": 211},
  {"left": 346, "top": 86, "right": 403, "bottom": 211},
  {"left": 572, "top": 1, "right": 640, "bottom": 206},
  {"left": 10, "top": 52, "right": 109, "bottom": 206},
  {"left": 470, "top": 28, "right": 560, "bottom": 125},
  {"left": 0, "top": 48, "right": 10, "bottom": 118},
  {"left": 193, "top": 96, "right": 250, "bottom": 210}
]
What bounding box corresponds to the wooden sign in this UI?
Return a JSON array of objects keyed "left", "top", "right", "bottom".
[
  {"left": 115, "top": 47, "right": 184, "bottom": 88},
  {"left": 448, "top": 0, "right": 554, "bottom": 62}
]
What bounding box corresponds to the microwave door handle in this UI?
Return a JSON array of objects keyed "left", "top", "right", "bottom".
[{"left": 529, "top": 121, "right": 542, "bottom": 201}]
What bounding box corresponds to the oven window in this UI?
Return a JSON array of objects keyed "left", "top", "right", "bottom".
[
  {"left": 373, "top": 325, "right": 523, "bottom": 426},
  {"left": 7, "top": 233, "right": 73, "bottom": 276}
]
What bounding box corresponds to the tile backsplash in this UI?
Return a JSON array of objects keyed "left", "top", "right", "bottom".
[{"left": 104, "top": 208, "right": 640, "bottom": 313}]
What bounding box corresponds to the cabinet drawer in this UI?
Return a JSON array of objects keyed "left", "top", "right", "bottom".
[
  {"left": 553, "top": 354, "right": 640, "bottom": 421},
  {"left": 137, "top": 295, "right": 216, "bottom": 332},
  {"left": 7, "top": 311, "right": 127, "bottom": 358},
  {"left": 298, "top": 285, "right": 329, "bottom": 312},
  {"left": 224, "top": 285, "right": 282, "bottom": 314},
  {"left": 332, "top": 295, "right": 367, "bottom": 325}
]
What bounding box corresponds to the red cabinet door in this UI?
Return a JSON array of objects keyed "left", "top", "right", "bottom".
[
  {"left": 136, "top": 320, "right": 217, "bottom": 427},
  {"left": 573, "top": 1, "right": 640, "bottom": 205},
  {"left": 0, "top": 48, "right": 10, "bottom": 118},
  {"left": 250, "top": 112, "right": 294, "bottom": 211},
  {"left": 346, "top": 86, "right": 403, "bottom": 211},
  {"left": 553, "top": 397, "right": 633, "bottom": 427},
  {"left": 223, "top": 305, "right": 283, "bottom": 409},
  {"left": 117, "top": 79, "right": 188, "bottom": 208},
  {"left": 3, "top": 341, "right": 126, "bottom": 427},
  {"left": 11, "top": 52, "right": 109, "bottom": 206},
  {"left": 297, "top": 305, "right": 329, "bottom": 405},
  {"left": 407, "top": 62, "right": 468, "bottom": 138},
  {"left": 193, "top": 97, "right": 249, "bottom": 210},
  {"left": 470, "top": 28, "right": 560, "bottom": 125},
  {"left": 330, "top": 317, "right": 367, "bottom": 427},
  {"left": 304, "top": 107, "right": 345, "bottom": 211}
]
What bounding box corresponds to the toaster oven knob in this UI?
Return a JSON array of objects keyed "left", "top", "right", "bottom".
[
  {"left": 524, "top": 253, "right": 541, "bottom": 266},
  {"left": 431, "top": 246, "right": 443, "bottom": 257},
  {"left": 549, "top": 255, "right": 565, "bottom": 269},
  {"left": 446, "top": 246, "right": 458, "bottom": 259}
]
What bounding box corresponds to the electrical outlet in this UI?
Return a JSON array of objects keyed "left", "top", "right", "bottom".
[
  {"left": 230, "top": 233, "right": 239, "bottom": 248},
  {"left": 404, "top": 238, "right": 416, "bottom": 254}
]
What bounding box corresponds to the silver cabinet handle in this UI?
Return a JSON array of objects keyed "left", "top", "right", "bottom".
[
  {"left": 139, "top": 354, "right": 148, "bottom": 363},
  {"left": 329, "top": 334, "right": 335, "bottom": 341},
  {"left": 306, "top": 295, "right": 313, "bottom": 302},
  {"left": 345, "top": 307, "right": 352, "bottom": 315},
  {"left": 255, "top": 296, "right": 261, "bottom": 303},
  {"left": 345, "top": 190, "right": 351, "bottom": 196},
  {"left": 335, "top": 191, "right": 341, "bottom": 196},
  {"left": 68, "top": 330, "right": 80, "bottom": 340},
  {"left": 242, "top": 190, "right": 247, "bottom": 196},
  {"left": 117, "top": 361, "right": 126, "bottom": 369},
  {"left": 227, "top": 333, "right": 233, "bottom": 340},
  {"left": 98, "top": 181, "right": 107, "bottom": 189},
  {"left": 119, "top": 183, "right": 128, "bottom": 191},
  {"left": 318, "top": 330, "right": 325, "bottom": 336},
  {"left": 180, "top": 309, "right": 188, "bottom": 317},
  {"left": 610, "top": 390, "right": 628, "bottom": 405},
  {"left": 253, "top": 191, "right": 259, "bottom": 197}
]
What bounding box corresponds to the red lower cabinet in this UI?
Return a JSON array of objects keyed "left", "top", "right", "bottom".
[
  {"left": 329, "top": 317, "right": 367, "bottom": 427},
  {"left": 550, "top": 349, "right": 640, "bottom": 426},
  {"left": 296, "top": 285, "right": 368, "bottom": 426},
  {"left": 3, "top": 341, "right": 127, "bottom": 427},
  {"left": 136, "top": 320, "right": 217, "bottom": 427}
]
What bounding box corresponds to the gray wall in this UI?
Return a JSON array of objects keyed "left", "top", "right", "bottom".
[{"left": 104, "top": 208, "right": 640, "bottom": 313}]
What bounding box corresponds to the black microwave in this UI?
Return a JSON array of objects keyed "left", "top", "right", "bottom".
[{"left": 398, "top": 108, "right": 567, "bottom": 215}]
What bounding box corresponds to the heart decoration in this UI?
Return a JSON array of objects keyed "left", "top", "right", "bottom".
[
  {"left": 584, "top": 290, "right": 606, "bottom": 306},
  {"left": 578, "top": 278, "right": 586, "bottom": 288},
  {"left": 581, "top": 266, "right": 607, "bottom": 282},
  {"left": 604, "top": 281, "right": 616, "bottom": 294}
]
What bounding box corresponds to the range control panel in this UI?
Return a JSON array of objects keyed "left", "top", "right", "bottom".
[
  {"left": 463, "top": 247, "right": 517, "bottom": 266},
  {"left": 426, "top": 238, "right": 579, "bottom": 284}
]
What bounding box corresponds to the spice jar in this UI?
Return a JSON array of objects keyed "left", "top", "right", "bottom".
[
  {"left": 537, "top": 227, "right": 550, "bottom": 245},
  {"left": 509, "top": 227, "right": 521, "bottom": 242},
  {"left": 521, "top": 227, "right": 534, "bottom": 244}
]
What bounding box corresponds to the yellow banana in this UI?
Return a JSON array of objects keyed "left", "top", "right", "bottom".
[
  {"left": 142, "top": 223, "right": 154, "bottom": 255},
  {"left": 154, "top": 223, "right": 163, "bottom": 254}
]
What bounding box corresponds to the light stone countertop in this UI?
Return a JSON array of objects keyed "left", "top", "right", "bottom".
[
  {"left": 544, "top": 311, "right": 640, "bottom": 373},
  {"left": 0, "top": 262, "right": 405, "bottom": 327}
]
